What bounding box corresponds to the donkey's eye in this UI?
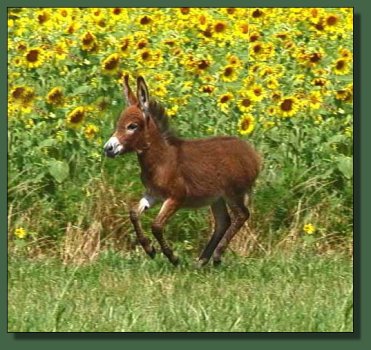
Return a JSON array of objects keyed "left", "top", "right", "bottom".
[{"left": 127, "top": 123, "right": 138, "bottom": 131}]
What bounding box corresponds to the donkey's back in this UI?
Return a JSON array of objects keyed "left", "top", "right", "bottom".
[{"left": 176, "top": 136, "right": 261, "bottom": 202}]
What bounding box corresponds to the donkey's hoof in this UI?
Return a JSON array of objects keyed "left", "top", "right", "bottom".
[
  {"left": 170, "top": 256, "right": 180, "bottom": 266},
  {"left": 213, "top": 259, "right": 222, "bottom": 267},
  {"left": 195, "top": 258, "right": 209, "bottom": 269},
  {"left": 147, "top": 246, "right": 156, "bottom": 259}
]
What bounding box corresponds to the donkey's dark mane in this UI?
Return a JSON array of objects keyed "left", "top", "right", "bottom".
[{"left": 148, "top": 99, "right": 180, "bottom": 144}]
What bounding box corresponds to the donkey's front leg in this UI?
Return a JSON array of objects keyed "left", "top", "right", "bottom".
[
  {"left": 129, "top": 194, "right": 157, "bottom": 259},
  {"left": 152, "top": 198, "right": 181, "bottom": 266}
]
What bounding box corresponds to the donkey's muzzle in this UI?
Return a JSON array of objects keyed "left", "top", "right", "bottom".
[
  {"left": 103, "top": 136, "right": 124, "bottom": 158},
  {"left": 104, "top": 146, "right": 116, "bottom": 158}
]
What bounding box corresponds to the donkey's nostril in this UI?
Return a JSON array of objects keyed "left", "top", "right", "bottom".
[{"left": 104, "top": 136, "right": 123, "bottom": 158}]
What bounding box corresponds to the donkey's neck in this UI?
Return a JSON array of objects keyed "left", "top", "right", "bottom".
[{"left": 137, "top": 130, "right": 175, "bottom": 179}]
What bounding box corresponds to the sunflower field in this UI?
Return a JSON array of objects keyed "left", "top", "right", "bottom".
[{"left": 8, "top": 8, "right": 353, "bottom": 258}]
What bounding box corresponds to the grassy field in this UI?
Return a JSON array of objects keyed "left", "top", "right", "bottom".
[
  {"left": 8, "top": 8, "right": 353, "bottom": 334},
  {"left": 8, "top": 251, "right": 353, "bottom": 333}
]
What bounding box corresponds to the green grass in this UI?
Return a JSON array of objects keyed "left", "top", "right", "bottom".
[{"left": 8, "top": 251, "right": 353, "bottom": 332}]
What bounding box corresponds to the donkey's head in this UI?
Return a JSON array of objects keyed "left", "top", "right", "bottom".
[{"left": 104, "top": 75, "right": 151, "bottom": 158}]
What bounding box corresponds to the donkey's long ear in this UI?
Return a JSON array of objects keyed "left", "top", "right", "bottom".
[
  {"left": 123, "top": 74, "right": 137, "bottom": 106},
  {"left": 136, "top": 76, "right": 150, "bottom": 115}
]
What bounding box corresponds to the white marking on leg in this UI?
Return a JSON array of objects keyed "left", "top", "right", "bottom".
[
  {"left": 244, "top": 193, "right": 250, "bottom": 207},
  {"left": 138, "top": 193, "right": 156, "bottom": 215}
]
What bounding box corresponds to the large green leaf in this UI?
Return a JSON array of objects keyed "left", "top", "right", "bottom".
[
  {"left": 48, "top": 160, "right": 70, "bottom": 183},
  {"left": 337, "top": 156, "right": 353, "bottom": 180}
]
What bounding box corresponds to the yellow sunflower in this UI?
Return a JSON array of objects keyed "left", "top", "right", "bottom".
[
  {"left": 81, "top": 32, "right": 98, "bottom": 52},
  {"left": 339, "top": 48, "right": 352, "bottom": 61},
  {"left": 199, "top": 84, "right": 216, "bottom": 94},
  {"left": 248, "top": 84, "right": 266, "bottom": 102},
  {"left": 266, "top": 77, "right": 279, "bottom": 90},
  {"left": 212, "top": 20, "right": 228, "bottom": 39},
  {"left": 323, "top": 13, "right": 342, "bottom": 33},
  {"left": 333, "top": 58, "right": 350, "bottom": 75},
  {"left": 182, "top": 54, "right": 212, "bottom": 75},
  {"left": 24, "top": 47, "right": 45, "bottom": 68},
  {"left": 235, "top": 20, "right": 249, "bottom": 37},
  {"left": 238, "top": 113, "right": 255, "bottom": 135},
  {"left": 250, "top": 41, "right": 275, "bottom": 61},
  {"left": 220, "top": 65, "right": 239, "bottom": 82},
  {"left": 152, "top": 84, "right": 168, "bottom": 98},
  {"left": 54, "top": 40, "right": 69, "bottom": 60},
  {"left": 47, "top": 87, "right": 64, "bottom": 106},
  {"left": 278, "top": 96, "right": 300, "bottom": 117},
  {"left": 137, "top": 48, "right": 163, "bottom": 68},
  {"left": 67, "top": 106, "right": 86, "bottom": 127},
  {"left": 217, "top": 93, "right": 233, "bottom": 113},
  {"left": 312, "top": 77, "right": 328, "bottom": 88},
  {"left": 335, "top": 84, "right": 353, "bottom": 103},
  {"left": 101, "top": 53, "right": 120, "bottom": 75},
  {"left": 84, "top": 124, "right": 99, "bottom": 139},
  {"left": 267, "top": 106, "right": 277, "bottom": 116},
  {"left": 307, "top": 90, "right": 323, "bottom": 110},
  {"left": 10, "top": 86, "right": 35, "bottom": 113},
  {"left": 237, "top": 93, "right": 254, "bottom": 112},
  {"left": 226, "top": 53, "right": 242, "bottom": 67},
  {"left": 118, "top": 36, "right": 131, "bottom": 57}
]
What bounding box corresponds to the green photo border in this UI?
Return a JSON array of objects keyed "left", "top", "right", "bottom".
[{"left": 2, "top": 0, "right": 368, "bottom": 349}]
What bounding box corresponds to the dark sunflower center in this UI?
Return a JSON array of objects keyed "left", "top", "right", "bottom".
[
  {"left": 141, "top": 51, "right": 150, "bottom": 60},
  {"left": 220, "top": 95, "right": 230, "bottom": 103},
  {"left": 281, "top": 99, "right": 293, "bottom": 111},
  {"left": 252, "top": 9, "right": 263, "bottom": 18},
  {"left": 82, "top": 34, "right": 94, "bottom": 46},
  {"left": 202, "top": 28, "right": 213, "bottom": 38},
  {"left": 70, "top": 111, "right": 84, "bottom": 124},
  {"left": 310, "top": 53, "right": 321, "bottom": 63},
  {"left": 120, "top": 39, "right": 129, "bottom": 51},
  {"left": 336, "top": 60, "right": 345, "bottom": 70},
  {"left": 315, "top": 23, "right": 325, "bottom": 31},
  {"left": 214, "top": 22, "right": 226, "bottom": 33},
  {"left": 314, "top": 78, "right": 326, "bottom": 86},
  {"left": 140, "top": 16, "right": 151, "bottom": 25},
  {"left": 241, "top": 119, "right": 251, "bottom": 130},
  {"left": 253, "top": 44, "right": 262, "bottom": 53},
  {"left": 26, "top": 50, "right": 39, "bottom": 63},
  {"left": 240, "top": 24, "right": 249, "bottom": 34},
  {"left": 202, "top": 86, "right": 214, "bottom": 93},
  {"left": 224, "top": 67, "right": 233, "bottom": 77},
  {"left": 50, "top": 90, "right": 62, "bottom": 101},
  {"left": 105, "top": 58, "right": 119, "bottom": 70},
  {"left": 38, "top": 13, "right": 48, "bottom": 24},
  {"left": 327, "top": 16, "right": 338, "bottom": 26},
  {"left": 254, "top": 88, "right": 262, "bottom": 96},
  {"left": 137, "top": 40, "right": 147, "bottom": 49},
  {"left": 12, "top": 87, "right": 25, "bottom": 99}
]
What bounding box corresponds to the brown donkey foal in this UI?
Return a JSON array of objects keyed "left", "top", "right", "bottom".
[{"left": 104, "top": 75, "right": 261, "bottom": 267}]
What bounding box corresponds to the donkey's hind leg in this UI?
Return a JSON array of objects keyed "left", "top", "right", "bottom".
[
  {"left": 129, "top": 194, "right": 157, "bottom": 259},
  {"left": 213, "top": 195, "right": 250, "bottom": 265},
  {"left": 197, "top": 198, "right": 231, "bottom": 267}
]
